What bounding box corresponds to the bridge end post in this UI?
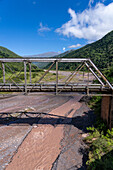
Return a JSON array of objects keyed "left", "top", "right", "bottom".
[
  {"left": 24, "top": 61, "right": 27, "bottom": 95},
  {"left": 56, "top": 61, "right": 58, "bottom": 95},
  {"left": 101, "top": 94, "right": 113, "bottom": 129},
  {"left": 2, "top": 62, "right": 5, "bottom": 84},
  {"left": 29, "top": 62, "right": 32, "bottom": 84}
]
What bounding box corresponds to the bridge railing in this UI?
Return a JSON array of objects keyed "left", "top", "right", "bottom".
[{"left": 0, "top": 58, "right": 113, "bottom": 96}]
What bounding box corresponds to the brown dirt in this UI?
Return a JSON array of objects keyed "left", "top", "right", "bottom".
[
  {"left": 0, "top": 94, "right": 72, "bottom": 169},
  {"left": 6, "top": 97, "right": 82, "bottom": 170},
  {"left": 47, "top": 70, "right": 95, "bottom": 83}
]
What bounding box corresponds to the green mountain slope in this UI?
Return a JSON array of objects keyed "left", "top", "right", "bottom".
[
  {"left": 0, "top": 46, "right": 21, "bottom": 58},
  {"left": 0, "top": 46, "right": 39, "bottom": 78},
  {"left": 45, "top": 31, "right": 113, "bottom": 71},
  {"left": 64, "top": 30, "right": 113, "bottom": 70},
  {"left": 0, "top": 46, "right": 23, "bottom": 74}
]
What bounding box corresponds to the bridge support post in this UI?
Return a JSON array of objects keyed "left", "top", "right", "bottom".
[
  {"left": 2, "top": 63, "right": 5, "bottom": 84},
  {"left": 24, "top": 61, "right": 27, "bottom": 94},
  {"left": 101, "top": 95, "right": 113, "bottom": 129},
  {"left": 56, "top": 61, "right": 58, "bottom": 95},
  {"left": 110, "top": 96, "right": 113, "bottom": 129},
  {"left": 29, "top": 63, "right": 32, "bottom": 84}
]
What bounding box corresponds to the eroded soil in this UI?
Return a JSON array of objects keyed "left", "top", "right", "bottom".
[
  {"left": 0, "top": 94, "right": 95, "bottom": 170},
  {"left": 0, "top": 94, "right": 71, "bottom": 169}
]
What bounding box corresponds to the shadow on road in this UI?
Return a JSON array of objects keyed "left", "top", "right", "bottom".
[
  {"left": 0, "top": 110, "right": 95, "bottom": 170},
  {"left": 0, "top": 111, "right": 94, "bottom": 131}
]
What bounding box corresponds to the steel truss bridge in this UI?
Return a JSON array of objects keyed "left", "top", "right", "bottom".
[{"left": 0, "top": 58, "right": 113, "bottom": 96}]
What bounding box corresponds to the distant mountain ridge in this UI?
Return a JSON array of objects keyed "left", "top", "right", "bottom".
[
  {"left": 24, "top": 51, "right": 74, "bottom": 68},
  {"left": 33, "top": 50, "right": 74, "bottom": 68},
  {"left": 23, "top": 51, "right": 60, "bottom": 58},
  {"left": 23, "top": 51, "right": 60, "bottom": 68}
]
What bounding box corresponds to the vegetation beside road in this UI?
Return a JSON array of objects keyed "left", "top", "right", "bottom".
[
  {"left": 104, "top": 66, "right": 113, "bottom": 83},
  {"left": 84, "top": 67, "right": 113, "bottom": 169},
  {"left": 0, "top": 70, "right": 65, "bottom": 84},
  {"left": 84, "top": 96, "right": 113, "bottom": 170}
]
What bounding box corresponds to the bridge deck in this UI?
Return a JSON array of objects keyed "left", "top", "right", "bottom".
[{"left": 0, "top": 83, "right": 111, "bottom": 93}]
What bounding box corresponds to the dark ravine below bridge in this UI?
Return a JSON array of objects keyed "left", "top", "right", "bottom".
[{"left": 0, "top": 93, "right": 95, "bottom": 170}]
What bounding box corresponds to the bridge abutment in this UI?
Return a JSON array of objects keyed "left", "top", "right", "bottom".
[{"left": 101, "top": 95, "right": 113, "bottom": 129}]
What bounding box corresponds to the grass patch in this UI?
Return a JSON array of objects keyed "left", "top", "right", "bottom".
[
  {"left": 84, "top": 96, "right": 113, "bottom": 170},
  {"left": 0, "top": 71, "right": 65, "bottom": 83}
]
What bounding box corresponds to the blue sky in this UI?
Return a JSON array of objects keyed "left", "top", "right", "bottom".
[{"left": 0, "top": 0, "right": 113, "bottom": 56}]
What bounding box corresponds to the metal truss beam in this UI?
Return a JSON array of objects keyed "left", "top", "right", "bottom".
[
  {"left": 0, "top": 58, "right": 89, "bottom": 63},
  {"left": 0, "top": 58, "right": 112, "bottom": 95}
]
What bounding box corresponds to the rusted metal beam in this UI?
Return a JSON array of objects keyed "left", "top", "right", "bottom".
[
  {"left": 0, "top": 71, "right": 23, "bottom": 91},
  {"left": 0, "top": 84, "right": 110, "bottom": 89},
  {"left": 88, "top": 59, "right": 113, "bottom": 90},
  {"left": 83, "top": 67, "right": 85, "bottom": 83},
  {"left": 56, "top": 61, "right": 58, "bottom": 95},
  {"left": 58, "top": 63, "right": 85, "bottom": 94},
  {"left": 29, "top": 62, "right": 32, "bottom": 84},
  {"left": 65, "top": 63, "right": 85, "bottom": 84},
  {"left": 24, "top": 61, "right": 27, "bottom": 94},
  {"left": 64, "top": 63, "right": 83, "bottom": 83},
  {"left": 0, "top": 83, "right": 104, "bottom": 86},
  {"left": 0, "top": 58, "right": 112, "bottom": 96},
  {"left": 28, "top": 61, "right": 56, "bottom": 92},
  {"left": 85, "top": 62, "right": 104, "bottom": 86},
  {"left": 36, "top": 61, "right": 56, "bottom": 83},
  {"left": 0, "top": 58, "right": 89, "bottom": 63},
  {"left": 2, "top": 63, "right": 5, "bottom": 84},
  {"left": 5, "top": 63, "right": 23, "bottom": 83},
  {"left": 55, "top": 93, "right": 113, "bottom": 97},
  {"left": 88, "top": 67, "right": 89, "bottom": 85}
]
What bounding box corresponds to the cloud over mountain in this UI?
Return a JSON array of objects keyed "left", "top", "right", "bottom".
[
  {"left": 56, "top": 2, "right": 113, "bottom": 41},
  {"left": 68, "top": 44, "right": 81, "bottom": 49}
]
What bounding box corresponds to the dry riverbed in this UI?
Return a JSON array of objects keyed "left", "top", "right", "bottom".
[
  {"left": 0, "top": 93, "right": 95, "bottom": 170},
  {"left": 45, "top": 70, "right": 95, "bottom": 83}
]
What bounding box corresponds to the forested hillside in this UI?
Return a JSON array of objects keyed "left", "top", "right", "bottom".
[
  {"left": 0, "top": 46, "right": 39, "bottom": 76},
  {"left": 45, "top": 30, "right": 113, "bottom": 71},
  {"left": 0, "top": 46, "right": 23, "bottom": 72},
  {"left": 0, "top": 46, "right": 21, "bottom": 58},
  {"left": 64, "top": 30, "right": 113, "bottom": 69}
]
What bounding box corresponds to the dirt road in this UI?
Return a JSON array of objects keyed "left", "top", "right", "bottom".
[
  {"left": 45, "top": 70, "right": 95, "bottom": 83},
  {"left": 0, "top": 94, "right": 71, "bottom": 169},
  {"left": 0, "top": 93, "right": 94, "bottom": 170}
]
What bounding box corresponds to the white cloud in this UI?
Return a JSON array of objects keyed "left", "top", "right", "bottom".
[
  {"left": 56, "top": 2, "right": 113, "bottom": 41},
  {"left": 38, "top": 22, "right": 51, "bottom": 33},
  {"left": 63, "top": 47, "right": 66, "bottom": 51},
  {"left": 88, "top": 0, "right": 94, "bottom": 7},
  {"left": 68, "top": 44, "right": 81, "bottom": 49},
  {"left": 88, "top": 0, "right": 106, "bottom": 7}
]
